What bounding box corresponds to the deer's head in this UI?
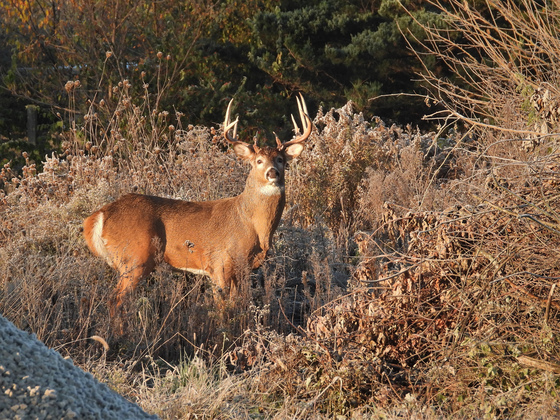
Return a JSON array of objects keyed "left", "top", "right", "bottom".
[{"left": 224, "top": 94, "right": 312, "bottom": 195}]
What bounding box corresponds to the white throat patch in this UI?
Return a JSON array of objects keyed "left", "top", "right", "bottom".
[{"left": 260, "top": 184, "right": 284, "bottom": 196}]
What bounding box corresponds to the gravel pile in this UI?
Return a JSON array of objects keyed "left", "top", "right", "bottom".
[{"left": 0, "top": 315, "right": 159, "bottom": 419}]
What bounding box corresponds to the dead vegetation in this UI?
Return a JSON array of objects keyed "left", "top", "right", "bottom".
[
  {"left": 2, "top": 92, "right": 558, "bottom": 418},
  {"left": 2, "top": 91, "right": 560, "bottom": 417},
  {"left": 2, "top": 1, "right": 560, "bottom": 416},
  {"left": 224, "top": 135, "right": 560, "bottom": 418}
]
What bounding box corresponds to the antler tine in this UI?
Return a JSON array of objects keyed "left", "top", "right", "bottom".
[
  {"left": 291, "top": 114, "right": 300, "bottom": 135},
  {"left": 223, "top": 98, "right": 240, "bottom": 143},
  {"left": 274, "top": 132, "right": 282, "bottom": 148},
  {"left": 224, "top": 98, "right": 233, "bottom": 127},
  {"left": 253, "top": 132, "right": 261, "bottom": 153},
  {"left": 296, "top": 93, "right": 309, "bottom": 132},
  {"left": 282, "top": 94, "right": 313, "bottom": 148}
]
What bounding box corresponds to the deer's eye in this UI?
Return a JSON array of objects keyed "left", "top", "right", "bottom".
[
  {"left": 256, "top": 159, "right": 263, "bottom": 165},
  {"left": 277, "top": 157, "right": 284, "bottom": 164}
]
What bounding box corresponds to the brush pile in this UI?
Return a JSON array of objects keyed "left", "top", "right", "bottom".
[
  {"left": 230, "top": 146, "right": 560, "bottom": 416},
  {"left": 0, "top": 315, "right": 157, "bottom": 419}
]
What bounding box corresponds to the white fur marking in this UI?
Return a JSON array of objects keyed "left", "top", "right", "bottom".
[
  {"left": 91, "top": 213, "right": 111, "bottom": 263},
  {"left": 178, "top": 267, "right": 211, "bottom": 277},
  {"left": 260, "top": 184, "right": 284, "bottom": 196}
]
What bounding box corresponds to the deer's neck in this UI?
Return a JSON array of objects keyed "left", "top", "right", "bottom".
[
  {"left": 239, "top": 184, "right": 285, "bottom": 221},
  {"left": 238, "top": 179, "right": 286, "bottom": 248}
]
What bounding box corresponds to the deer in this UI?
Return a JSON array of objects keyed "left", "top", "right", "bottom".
[{"left": 83, "top": 94, "right": 312, "bottom": 316}]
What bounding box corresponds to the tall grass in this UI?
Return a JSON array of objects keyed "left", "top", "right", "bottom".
[
  {"left": 3, "top": 67, "right": 377, "bottom": 345},
  {"left": 0, "top": 63, "right": 457, "bottom": 416},
  {"left": 3, "top": 5, "right": 560, "bottom": 412}
]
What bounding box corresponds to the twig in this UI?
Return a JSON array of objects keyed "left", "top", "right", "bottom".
[
  {"left": 490, "top": 169, "right": 559, "bottom": 222},
  {"left": 369, "top": 92, "right": 429, "bottom": 102},
  {"left": 356, "top": 263, "right": 420, "bottom": 284},
  {"left": 517, "top": 356, "right": 560, "bottom": 374},
  {"left": 544, "top": 283, "right": 557, "bottom": 325},
  {"left": 504, "top": 277, "right": 560, "bottom": 312},
  {"left": 472, "top": 193, "right": 560, "bottom": 235},
  {"left": 278, "top": 297, "right": 308, "bottom": 338},
  {"left": 491, "top": 271, "right": 560, "bottom": 284},
  {"left": 445, "top": 110, "right": 548, "bottom": 136},
  {"left": 279, "top": 299, "right": 333, "bottom": 363}
]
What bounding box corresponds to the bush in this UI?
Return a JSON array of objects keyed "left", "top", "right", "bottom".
[{"left": 415, "top": 0, "right": 560, "bottom": 138}]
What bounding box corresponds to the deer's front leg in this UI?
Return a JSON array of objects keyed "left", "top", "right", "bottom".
[{"left": 211, "top": 259, "right": 237, "bottom": 299}]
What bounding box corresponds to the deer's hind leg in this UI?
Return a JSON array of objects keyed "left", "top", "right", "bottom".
[{"left": 108, "top": 229, "right": 164, "bottom": 319}]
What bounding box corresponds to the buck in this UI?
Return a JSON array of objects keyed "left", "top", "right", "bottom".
[{"left": 83, "top": 94, "right": 312, "bottom": 314}]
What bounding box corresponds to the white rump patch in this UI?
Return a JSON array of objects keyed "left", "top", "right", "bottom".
[
  {"left": 260, "top": 184, "right": 284, "bottom": 196},
  {"left": 91, "top": 213, "right": 110, "bottom": 263}
]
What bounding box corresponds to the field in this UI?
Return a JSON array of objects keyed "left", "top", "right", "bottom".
[{"left": 1, "top": 89, "right": 560, "bottom": 418}]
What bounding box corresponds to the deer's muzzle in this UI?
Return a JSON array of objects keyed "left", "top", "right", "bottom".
[{"left": 266, "top": 167, "right": 280, "bottom": 182}]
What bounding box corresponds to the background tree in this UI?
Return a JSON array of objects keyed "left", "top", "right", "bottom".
[
  {"left": 0, "top": 0, "right": 215, "bottom": 113},
  {"left": 413, "top": 0, "right": 558, "bottom": 135},
  {"left": 0, "top": 0, "right": 446, "bottom": 148},
  {"left": 248, "top": 0, "right": 444, "bottom": 127}
]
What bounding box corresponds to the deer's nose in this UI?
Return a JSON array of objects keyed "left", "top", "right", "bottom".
[{"left": 266, "top": 167, "right": 280, "bottom": 181}]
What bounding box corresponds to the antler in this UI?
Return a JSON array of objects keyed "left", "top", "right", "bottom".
[
  {"left": 227, "top": 95, "right": 312, "bottom": 150},
  {"left": 224, "top": 99, "right": 261, "bottom": 153},
  {"left": 280, "top": 93, "right": 313, "bottom": 149},
  {"left": 224, "top": 99, "right": 241, "bottom": 144}
]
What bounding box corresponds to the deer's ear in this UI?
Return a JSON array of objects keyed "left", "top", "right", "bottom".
[
  {"left": 284, "top": 143, "right": 305, "bottom": 160},
  {"left": 233, "top": 143, "right": 255, "bottom": 160}
]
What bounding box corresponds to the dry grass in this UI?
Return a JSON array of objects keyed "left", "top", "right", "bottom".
[
  {"left": 412, "top": 0, "right": 560, "bottom": 139},
  {"left": 2, "top": 19, "right": 560, "bottom": 413},
  {"left": 0, "top": 85, "right": 452, "bottom": 417},
  {"left": 0, "top": 80, "right": 362, "bottom": 416}
]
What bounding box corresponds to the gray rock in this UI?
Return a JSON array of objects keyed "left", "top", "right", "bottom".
[{"left": 0, "top": 315, "right": 159, "bottom": 419}]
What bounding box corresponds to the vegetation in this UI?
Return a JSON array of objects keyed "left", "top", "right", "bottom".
[
  {"left": 0, "top": 1, "right": 443, "bottom": 144},
  {"left": 1, "top": 0, "right": 560, "bottom": 418}
]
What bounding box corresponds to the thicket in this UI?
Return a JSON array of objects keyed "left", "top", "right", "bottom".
[
  {"left": 0, "top": 1, "right": 445, "bottom": 163},
  {"left": 0, "top": 0, "right": 560, "bottom": 419}
]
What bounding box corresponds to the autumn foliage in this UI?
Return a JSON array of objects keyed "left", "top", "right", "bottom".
[{"left": 1, "top": 1, "right": 560, "bottom": 419}]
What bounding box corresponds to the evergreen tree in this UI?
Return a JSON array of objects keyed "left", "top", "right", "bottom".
[{"left": 249, "top": 0, "right": 445, "bottom": 124}]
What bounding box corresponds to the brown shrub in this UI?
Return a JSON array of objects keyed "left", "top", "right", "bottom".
[{"left": 228, "top": 142, "right": 560, "bottom": 417}]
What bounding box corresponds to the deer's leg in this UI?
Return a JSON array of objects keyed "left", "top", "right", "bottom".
[
  {"left": 211, "top": 260, "right": 237, "bottom": 304},
  {"left": 107, "top": 258, "right": 155, "bottom": 337},
  {"left": 228, "top": 271, "right": 240, "bottom": 297},
  {"left": 112, "top": 261, "right": 154, "bottom": 308},
  {"left": 108, "top": 234, "right": 161, "bottom": 319}
]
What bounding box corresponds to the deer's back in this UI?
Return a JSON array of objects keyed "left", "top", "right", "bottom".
[{"left": 85, "top": 193, "right": 258, "bottom": 274}]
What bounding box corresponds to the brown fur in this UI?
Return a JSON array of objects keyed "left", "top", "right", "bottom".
[
  {"left": 84, "top": 96, "right": 312, "bottom": 317},
  {"left": 84, "top": 144, "right": 305, "bottom": 315}
]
